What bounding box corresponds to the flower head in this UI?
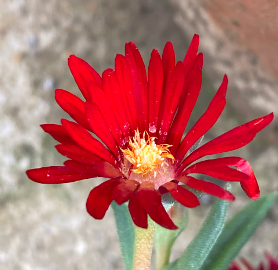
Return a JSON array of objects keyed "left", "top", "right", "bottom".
[
  {"left": 26, "top": 35, "right": 273, "bottom": 230},
  {"left": 121, "top": 129, "right": 174, "bottom": 178}
]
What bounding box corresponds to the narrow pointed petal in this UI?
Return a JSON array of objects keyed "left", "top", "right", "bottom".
[
  {"left": 102, "top": 69, "right": 131, "bottom": 138},
  {"left": 86, "top": 178, "right": 122, "bottom": 219},
  {"left": 61, "top": 119, "right": 118, "bottom": 166},
  {"left": 163, "top": 182, "right": 200, "bottom": 208},
  {"left": 26, "top": 166, "right": 95, "bottom": 184},
  {"left": 125, "top": 42, "right": 148, "bottom": 132},
  {"left": 137, "top": 182, "right": 178, "bottom": 230},
  {"left": 56, "top": 144, "right": 104, "bottom": 165},
  {"left": 86, "top": 102, "right": 121, "bottom": 160},
  {"left": 115, "top": 54, "right": 138, "bottom": 131},
  {"left": 162, "top": 41, "right": 175, "bottom": 84},
  {"left": 183, "top": 34, "right": 200, "bottom": 76},
  {"left": 64, "top": 159, "right": 121, "bottom": 178},
  {"left": 182, "top": 158, "right": 250, "bottom": 182},
  {"left": 241, "top": 258, "right": 254, "bottom": 270},
  {"left": 236, "top": 159, "right": 260, "bottom": 200},
  {"left": 128, "top": 191, "right": 148, "bottom": 229},
  {"left": 68, "top": 55, "right": 101, "bottom": 99},
  {"left": 176, "top": 75, "right": 228, "bottom": 162},
  {"left": 157, "top": 61, "right": 185, "bottom": 144},
  {"left": 168, "top": 53, "right": 203, "bottom": 153},
  {"left": 112, "top": 179, "right": 140, "bottom": 205},
  {"left": 265, "top": 252, "right": 278, "bottom": 268},
  {"left": 79, "top": 57, "right": 102, "bottom": 87},
  {"left": 64, "top": 160, "right": 98, "bottom": 174},
  {"left": 55, "top": 89, "right": 90, "bottom": 130},
  {"left": 56, "top": 144, "right": 121, "bottom": 178},
  {"left": 178, "top": 176, "right": 235, "bottom": 201},
  {"left": 148, "top": 49, "right": 164, "bottom": 135},
  {"left": 87, "top": 82, "right": 124, "bottom": 146},
  {"left": 179, "top": 113, "right": 274, "bottom": 172},
  {"left": 182, "top": 157, "right": 259, "bottom": 199},
  {"left": 41, "top": 124, "right": 75, "bottom": 145}
]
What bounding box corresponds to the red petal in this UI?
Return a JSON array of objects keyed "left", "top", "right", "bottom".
[
  {"left": 182, "top": 158, "right": 250, "bottom": 182},
  {"left": 265, "top": 252, "right": 278, "bottom": 268},
  {"left": 241, "top": 258, "right": 254, "bottom": 270},
  {"left": 86, "top": 178, "right": 122, "bottom": 219},
  {"left": 128, "top": 190, "right": 148, "bottom": 229},
  {"left": 87, "top": 82, "right": 124, "bottom": 146},
  {"left": 157, "top": 61, "right": 185, "bottom": 144},
  {"left": 55, "top": 89, "right": 90, "bottom": 130},
  {"left": 163, "top": 182, "right": 200, "bottom": 208},
  {"left": 41, "top": 124, "right": 75, "bottom": 145},
  {"left": 64, "top": 159, "right": 121, "bottom": 178},
  {"left": 86, "top": 101, "right": 121, "bottom": 159},
  {"left": 179, "top": 113, "right": 274, "bottom": 172},
  {"left": 186, "top": 157, "right": 259, "bottom": 200},
  {"left": 228, "top": 262, "right": 241, "bottom": 270},
  {"left": 61, "top": 119, "right": 118, "bottom": 166},
  {"left": 26, "top": 166, "right": 95, "bottom": 184},
  {"left": 176, "top": 75, "right": 228, "bottom": 162},
  {"left": 162, "top": 41, "right": 175, "bottom": 85},
  {"left": 236, "top": 159, "right": 260, "bottom": 200},
  {"left": 125, "top": 42, "right": 148, "bottom": 132},
  {"left": 178, "top": 176, "right": 235, "bottom": 201},
  {"left": 102, "top": 69, "right": 131, "bottom": 138},
  {"left": 148, "top": 49, "right": 164, "bottom": 135},
  {"left": 183, "top": 34, "right": 200, "bottom": 76},
  {"left": 168, "top": 53, "right": 203, "bottom": 153},
  {"left": 112, "top": 179, "right": 139, "bottom": 205},
  {"left": 56, "top": 144, "right": 104, "bottom": 165},
  {"left": 64, "top": 160, "right": 97, "bottom": 174},
  {"left": 56, "top": 144, "right": 120, "bottom": 178},
  {"left": 137, "top": 182, "right": 178, "bottom": 230},
  {"left": 68, "top": 55, "right": 101, "bottom": 99},
  {"left": 115, "top": 54, "right": 138, "bottom": 131},
  {"left": 79, "top": 57, "right": 102, "bottom": 87}
]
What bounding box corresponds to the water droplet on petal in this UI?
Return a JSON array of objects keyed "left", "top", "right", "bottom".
[{"left": 149, "top": 123, "right": 156, "bottom": 133}]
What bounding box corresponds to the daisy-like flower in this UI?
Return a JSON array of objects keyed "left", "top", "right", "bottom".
[
  {"left": 228, "top": 253, "right": 278, "bottom": 270},
  {"left": 26, "top": 35, "right": 273, "bottom": 230}
]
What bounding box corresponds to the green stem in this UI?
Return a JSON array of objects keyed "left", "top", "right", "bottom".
[
  {"left": 132, "top": 219, "right": 155, "bottom": 270},
  {"left": 155, "top": 246, "right": 170, "bottom": 270},
  {"left": 154, "top": 204, "right": 188, "bottom": 270}
]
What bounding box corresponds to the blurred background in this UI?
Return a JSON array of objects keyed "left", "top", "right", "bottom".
[{"left": 0, "top": 0, "right": 278, "bottom": 269}]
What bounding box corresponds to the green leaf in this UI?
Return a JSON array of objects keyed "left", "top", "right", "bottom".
[
  {"left": 174, "top": 184, "right": 230, "bottom": 270},
  {"left": 200, "top": 193, "right": 277, "bottom": 270},
  {"left": 155, "top": 204, "right": 188, "bottom": 270},
  {"left": 111, "top": 201, "right": 135, "bottom": 270}
]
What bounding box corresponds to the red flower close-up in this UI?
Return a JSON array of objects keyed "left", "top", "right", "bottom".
[
  {"left": 26, "top": 35, "right": 273, "bottom": 230},
  {"left": 228, "top": 253, "right": 278, "bottom": 270}
]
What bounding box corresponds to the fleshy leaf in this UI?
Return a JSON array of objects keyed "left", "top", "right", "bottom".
[
  {"left": 111, "top": 201, "right": 135, "bottom": 270},
  {"left": 200, "top": 193, "right": 277, "bottom": 270},
  {"left": 166, "top": 184, "right": 230, "bottom": 270}
]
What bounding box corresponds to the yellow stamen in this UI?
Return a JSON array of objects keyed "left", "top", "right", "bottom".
[{"left": 121, "top": 130, "right": 175, "bottom": 176}]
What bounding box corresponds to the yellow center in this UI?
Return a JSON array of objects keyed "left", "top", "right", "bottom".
[{"left": 121, "top": 130, "right": 175, "bottom": 177}]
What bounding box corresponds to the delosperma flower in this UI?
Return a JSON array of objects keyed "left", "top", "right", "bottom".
[{"left": 26, "top": 35, "right": 273, "bottom": 230}]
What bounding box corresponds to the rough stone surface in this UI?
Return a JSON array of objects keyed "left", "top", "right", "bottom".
[{"left": 0, "top": 0, "right": 277, "bottom": 269}]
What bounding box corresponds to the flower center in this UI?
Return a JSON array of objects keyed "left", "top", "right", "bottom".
[{"left": 121, "top": 130, "right": 175, "bottom": 177}]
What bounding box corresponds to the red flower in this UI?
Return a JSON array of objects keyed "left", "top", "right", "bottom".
[
  {"left": 228, "top": 253, "right": 278, "bottom": 270},
  {"left": 26, "top": 35, "right": 273, "bottom": 230}
]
